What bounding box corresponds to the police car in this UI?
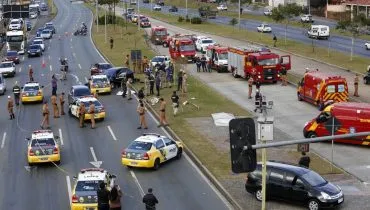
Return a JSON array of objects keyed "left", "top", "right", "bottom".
[
  {"left": 71, "top": 168, "right": 117, "bottom": 210},
  {"left": 121, "top": 133, "right": 183, "bottom": 170},
  {"left": 27, "top": 130, "right": 61, "bottom": 166},
  {"left": 68, "top": 96, "right": 106, "bottom": 120},
  {"left": 90, "top": 74, "right": 111, "bottom": 94},
  {"left": 21, "top": 82, "right": 44, "bottom": 103}
]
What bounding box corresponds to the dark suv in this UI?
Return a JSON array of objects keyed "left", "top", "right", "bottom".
[{"left": 245, "top": 161, "right": 344, "bottom": 210}]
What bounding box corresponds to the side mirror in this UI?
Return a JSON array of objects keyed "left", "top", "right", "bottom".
[{"left": 25, "top": 137, "right": 30, "bottom": 141}]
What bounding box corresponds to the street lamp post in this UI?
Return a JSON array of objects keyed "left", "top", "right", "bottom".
[
  {"left": 137, "top": 0, "right": 140, "bottom": 30},
  {"left": 186, "top": 0, "right": 188, "bottom": 17},
  {"left": 96, "top": 0, "right": 99, "bottom": 32},
  {"left": 238, "top": 0, "right": 241, "bottom": 29}
]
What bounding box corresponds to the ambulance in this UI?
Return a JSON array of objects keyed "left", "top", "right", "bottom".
[
  {"left": 205, "top": 44, "right": 228, "bottom": 73},
  {"left": 303, "top": 102, "right": 370, "bottom": 146},
  {"left": 297, "top": 70, "right": 349, "bottom": 110}
]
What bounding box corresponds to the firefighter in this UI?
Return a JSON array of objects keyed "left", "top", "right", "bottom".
[
  {"left": 12, "top": 81, "right": 21, "bottom": 106},
  {"left": 247, "top": 77, "right": 254, "bottom": 99},
  {"left": 281, "top": 67, "right": 288, "bottom": 86},
  {"left": 354, "top": 74, "right": 359, "bottom": 97},
  {"left": 7, "top": 96, "right": 15, "bottom": 120},
  {"left": 40, "top": 101, "right": 50, "bottom": 129},
  {"left": 51, "top": 94, "right": 59, "bottom": 118},
  {"left": 79, "top": 102, "right": 86, "bottom": 128},
  {"left": 142, "top": 56, "right": 149, "bottom": 71},
  {"left": 59, "top": 92, "right": 65, "bottom": 115},
  {"left": 88, "top": 101, "right": 96, "bottom": 129},
  {"left": 28, "top": 65, "right": 34, "bottom": 82}
]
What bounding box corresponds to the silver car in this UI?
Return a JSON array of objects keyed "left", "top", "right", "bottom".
[{"left": 0, "top": 74, "right": 6, "bottom": 95}]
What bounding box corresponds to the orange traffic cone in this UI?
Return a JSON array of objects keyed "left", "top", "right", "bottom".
[{"left": 42, "top": 59, "right": 46, "bottom": 68}]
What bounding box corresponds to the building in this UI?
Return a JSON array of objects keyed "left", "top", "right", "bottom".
[
  {"left": 268, "top": 0, "right": 308, "bottom": 8},
  {"left": 344, "top": 0, "right": 370, "bottom": 19}
]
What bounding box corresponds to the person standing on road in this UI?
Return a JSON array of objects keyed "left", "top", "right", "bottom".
[
  {"left": 143, "top": 188, "right": 159, "bottom": 210},
  {"left": 110, "top": 37, "right": 114, "bottom": 49},
  {"left": 298, "top": 152, "right": 311, "bottom": 168},
  {"left": 40, "top": 101, "right": 50, "bottom": 129},
  {"left": 97, "top": 182, "right": 110, "bottom": 210},
  {"left": 247, "top": 77, "right": 254, "bottom": 99},
  {"left": 51, "top": 74, "right": 57, "bottom": 96},
  {"left": 155, "top": 73, "right": 161, "bottom": 97},
  {"left": 354, "top": 74, "right": 359, "bottom": 97},
  {"left": 88, "top": 101, "right": 96, "bottom": 129},
  {"left": 59, "top": 92, "right": 65, "bottom": 115},
  {"left": 109, "top": 185, "right": 122, "bottom": 210},
  {"left": 142, "top": 56, "right": 149, "bottom": 71},
  {"left": 126, "top": 78, "right": 132, "bottom": 100},
  {"left": 166, "top": 62, "right": 174, "bottom": 88},
  {"left": 12, "top": 81, "right": 21, "bottom": 106},
  {"left": 28, "top": 65, "right": 34, "bottom": 82},
  {"left": 177, "top": 70, "right": 183, "bottom": 91},
  {"left": 195, "top": 56, "right": 201, "bottom": 72},
  {"left": 200, "top": 55, "right": 207, "bottom": 72},
  {"left": 79, "top": 102, "right": 86, "bottom": 128},
  {"left": 51, "top": 94, "right": 59, "bottom": 118},
  {"left": 7, "top": 96, "right": 15, "bottom": 120},
  {"left": 121, "top": 77, "right": 127, "bottom": 98},
  {"left": 158, "top": 98, "right": 168, "bottom": 127},
  {"left": 137, "top": 102, "right": 148, "bottom": 129},
  {"left": 171, "top": 91, "right": 179, "bottom": 117}
]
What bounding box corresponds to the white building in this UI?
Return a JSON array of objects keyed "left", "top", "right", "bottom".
[{"left": 268, "top": 0, "right": 308, "bottom": 8}]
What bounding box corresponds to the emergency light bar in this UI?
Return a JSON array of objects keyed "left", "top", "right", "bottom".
[
  {"left": 33, "top": 130, "right": 52, "bottom": 134},
  {"left": 142, "top": 133, "right": 161, "bottom": 137},
  {"left": 81, "top": 168, "right": 105, "bottom": 173}
]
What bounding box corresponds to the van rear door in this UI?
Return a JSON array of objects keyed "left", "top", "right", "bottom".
[{"left": 280, "top": 55, "right": 291, "bottom": 70}]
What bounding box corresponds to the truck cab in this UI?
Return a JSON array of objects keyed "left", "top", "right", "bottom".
[
  {"left": 150, "top": 26, "right": 168, "bottom": 45},
  {"left": 205, "top": 45, "right": 228, "bottom": 73},
  {"left": 6, "top": 30, "right": 25, "bottom": 55},
  {"left": 169, "top": 37, "right": 196, "bottom": 62}
]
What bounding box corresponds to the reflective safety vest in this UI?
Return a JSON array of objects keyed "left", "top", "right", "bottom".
[{"left": 13, "top": 85, "right": 21, "bottom": 94}]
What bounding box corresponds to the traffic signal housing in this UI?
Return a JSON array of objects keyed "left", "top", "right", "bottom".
[{"left": 229, "top": 118, "right": 257, "bottom": 173}]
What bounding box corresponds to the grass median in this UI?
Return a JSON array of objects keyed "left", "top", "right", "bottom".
[{"left": 48, "top": 0, "right": 58, "bottom": 18}]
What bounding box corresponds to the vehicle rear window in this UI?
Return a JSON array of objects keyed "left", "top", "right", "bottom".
[
  {"left": 128, "top": 141, "right": 152, "bottom": 151},
  {"left": 74, "top": 88, "right": 91, "bottom": 97},
  {"left": 152, "top": 57, "right": 165, "bottom": 62},
  {"left": 30, "top": 45, "right": 40, "bottom": 50},
  {"left": 82, "top": 100, "right": 102, "bottom": 107},
  {"left": 327, "top": 85, "right": 335, "bottom": 93},
  {"left": 338, "top": 84, "right": 345, "bottom": 93},
  {"left": 202, "top": 39, "right": 213, "bottom": 44},
  {"left": 75, "top": 180, "right": 102, "bottom": 191},
  {"left": 0, "top": 63, "right": 12, "bottom": 68},
  {"left": 24, "top": 86, "right": 40, "bottom": 91},
  {"left": 7, "top": 51, "right": 17, "bottom": 56},
  {"left": 33, "top": 40, "right": 42, "bottom": 44},
  {"left": 301, "top": 171, "right": 327, "bottom": 187},
  {"left": 31, "top": 138, "right": 55, "bottom": 147},
  {"left": 92, "top": 78, "right": 109, "bottom": 84},
  {"left": 42, "top": 30, "right": 50, "bottom": 34},
  {"left": 100, "top": 64, "right": 113, "bottom": 69}
]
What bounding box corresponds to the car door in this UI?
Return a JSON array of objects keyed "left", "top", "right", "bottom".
[
  {"left": 68, "top": 88, "right": 73, "bottom": 104},
  {"left": 267, "top": 168, "right": 285, "bottom": 199},
  {"left": 163, "top": 138, "right": 178, "bottom": 160},
  {"left": 70, "top": 101, "right": 79, "bottom": 117},
  {"left": 155, "top": 139, "right": 167, "bottom": 162},
  {"left": 289, "top": 176, "right": 309, "bottom": 203}
]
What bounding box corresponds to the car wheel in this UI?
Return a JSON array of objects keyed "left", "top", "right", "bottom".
[
  {"left": 255, "top": 189, "right": 263, "bottom": 201},
  {"left": 297, "top": 92, "right": 303, "bottom": 101},
  {"left": 176, "top": 148, "right": 183, "bottom": 159},
  {"left": 307, "top": 132, "right": 317, "bottom": 138},
  {"left": 308, "top": 199, "right": 320, "bottom": 210},
  {"left": 153, "top": 158, "right": 160, "bottom": 170},
  {"left": 232, "top": 69, "right": 238, "bottom": 78}
]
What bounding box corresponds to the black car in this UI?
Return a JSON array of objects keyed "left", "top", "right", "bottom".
[
  {"left": 245, "top": 161, "right": 344, "bottom": 210},
  {"left": 68, "top": 85, "right": 92, "bottom": 104},
  {"left": 169, "top": 6, "right": 178, "bottom": 12},
  {"left": 364, "top": 70, "right": 370, "bottom": 84},
  {"left": 27, "top": 45, "right": 43, "bottom": 57},
  {"left": 104, "top": 67, "right": 134, "bottom": 88}
]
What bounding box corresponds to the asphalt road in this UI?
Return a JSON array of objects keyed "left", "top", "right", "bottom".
[
  {"left": 136, "top": 0, "right": 370, "bottom": 58},
  {"left": 0, "top": 1, "right": 232, "bottom": 209}
]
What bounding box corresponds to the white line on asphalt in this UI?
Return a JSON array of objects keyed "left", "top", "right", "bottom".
[
  {"left": 71, "top": 46, "right": 73, "bottom": 49},
  {"left": 50, "top": 65, "right": 53, "bottom": 72},
  {"left": 130, "top": 170, "right": 145, "bottom": 196},
  {"left": 19, "top": 67, "right": 22, "bottom": 72},
  {"left": 90, "top": 147, "right": 98, "bottom": 162},
  {"left": 73, "top": 53, "right": 76, "bottom": 57},
  {"left": 1, "top": 132, "right": 6, "bottom": 149},
  {"left": 85, "top": 77, "right": 88, "bottom": 83},
  {"left": 50, "top": 39, "right": 52, "bottom": 44},
  {"left": 107, "top": 126, "right": 117, "bottom": 141},
  {"left": 48, "top": 46, "right": 50, "bottom": 50},
  {"left": 78, "top": 64, "right": 82, "bottom": 69},
  {"left": 70, "top": 38, "right": 73, "bottom": 42},
  {"left": 48, "top": 55, "right": 51, "bottom": 60},
  {"left": 22, "top": 56, "right": 25, "bottom": 61},
  {"left": 58, "top": 128, "right": 64, "bottom": 146},
  {"left": 66, "top": 176, "right": 72, "bottom": 206}
]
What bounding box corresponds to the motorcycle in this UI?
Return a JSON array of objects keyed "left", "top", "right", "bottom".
[
  {"left": 59, "top": 58, "right": 68, "bottom": 80},
  {"left": 74, "top": 27, "right": 87, "bottom": 36}
]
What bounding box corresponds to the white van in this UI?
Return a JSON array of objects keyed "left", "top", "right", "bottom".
[{"left": 307, "top": 25, "right": 330, "bottom": 39}]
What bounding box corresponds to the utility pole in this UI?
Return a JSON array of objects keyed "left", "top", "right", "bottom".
[
  {"left": 104, "top": 9, "right": 107, "bottom": 43},
  {"left": 325, "top": 0, "right": 328, "bottom": 18},
  {"left": 137, "top": 0, "right": 140, "bottom": 30},
  {"left": 125, "top": 1, "right": 127, "bottom": 31},
  {"left": 238, "top": 0, "right": 241, "bottom": 30},
  {"left": 96, "top": 0, "right": 99, "bottom": 32},
  {"left": 186, "top": 0, "right": 188, "bottom": 17}
]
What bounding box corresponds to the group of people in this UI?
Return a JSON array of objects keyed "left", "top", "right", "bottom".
[
  {"left": 195, "top": 55, "right": 211, "bottom": 73},
  {"left": 143, "top": 61, "right": 176, "bottom": 97}
]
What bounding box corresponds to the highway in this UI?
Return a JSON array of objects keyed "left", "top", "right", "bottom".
[
  {"left": 137, "top": 0, "right": 370, "bottom": 58},
  {"left": 0, "top": 0, "right": 232, "bottom": 209}
]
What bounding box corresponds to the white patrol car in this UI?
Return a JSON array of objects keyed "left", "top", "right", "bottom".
[
  {"left": 71, "top": 168, "right": 117, "bottom": 209},
  {"left": 32, "top": 39, "right": 45, "bottom": 51},
  {"left": 68, "top": 96, "right": 106, "bottom": 120},
  {"left": 27, "top": 130, "right": 61, "bottom": 166},
  {"left": 150, "top": 55, "right": 170, "bottom": 68},
  {"left": 257, "top": 23, "right": 272, "bottom": 33},
  {"left": 0, "top": 61, "right": 16, "bottom": 77},
  {"left": 195, "top": 37, "right": 215, "bottom": 53}
]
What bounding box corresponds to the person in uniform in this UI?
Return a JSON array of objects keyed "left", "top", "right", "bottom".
[
  {"left": 126, "top": 78, "right": 132, "bottom": 100},
  {"left": 158, "top": 98, "right": 168, "bottom": 127},
  {"left": 93, "top": 90, "right": 99, "bottom": 99},
  {"left": 195, "top": 56, "right": 201, "bottom": 72},
  {"left": 124, "top": 54, "right": 130, "bottom": 67},
  {"left": 142, "top": 55, "right": 149, "bottom": 71},
  {"left": 110, "top": 37, "right": 114, "bottom": 49},
  {"left": 149, "top": 74, "right": 155, "bottom": 95},
  {"left": 79, "top": 102, "right": 86, "bottom": 128},
  {"left": 247, "top": 77, "right": 254, "bottom": 99},
  {"left": 200, "top": 55, "right": 207, "bottom": 72},
  {"left": 177, "top": 70, "right": 183, "bottom": 91},
  {"left": 51, "top": 75, "right": 57, "bottom": 96},
  {"left": 41, "top": 101, "right": 50, "bottom": 129},
  {"left": 121, "top": 77, "right": 127, "bottom": 98},
  {"left": 137, "top": 102, "right": 148, "bottom": 129},
  {"left": 51, "top": 94, "right": 59, "bottom": 118},
  {"left": 28, "top": 65, "right": 34, "bottom": 82},
  {"left": 166, "top": 62, "right": 174, "bottom": 88},
  {"left": 143, "top": 188, "right": 159, "bottom": 210},
  {"left": 59, "top": 92, "right": 65, "bottom": 115},
  {"left": 171, "top": 91, "right": 179, "bottom": 116},
  {"left": 88, "top": 101, "right": 96, "bottom": 129},
  {"left": 7, "top": 96, "right": 15, "bottom": 120},
  {"left": 298, "top": 152, "right": 311, "bottom": 168},
  {"left": 354, "top": 74, "right": 359, "bottom": 97},
  {"left": 155, "top": 73, "right": 161, "bottom": 97},
  {"left": 280, "top": 67, "right": 287, "bottom": 86},
  {"left": 12, "top": 81, "right": 21, "bottom": 106}
]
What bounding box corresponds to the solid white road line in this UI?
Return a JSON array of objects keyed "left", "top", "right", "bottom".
[
  {"left": 71, "top": 46, "right": 73, "bottom": 49},
  {"left": 130, "top": 170, "right": 145, "bottom": 196},
  {"left": 19, "top": 67, "right": 22, "bottom": 73},
  {"left": 107, "top": 126, "right": 117, "bottom": 141},
  {"left": 78, "top": 64, "right": 82, "bottom": 69},
  {"left": 48, "top": 55, "right": 51, "bottom": 60},
  {"left": 1, "top": 132, "right": 6, "bottom": 149},
  {"left": 90, "top": 147, "right": 98, "bottom": 162},
  {"left": 66, "top": 176, "right": 72, "bottom": 206},
  {"left": 70, "top": 38, "right": 73, "bottom": 42},
  {"left": 58, "top": 128, "right": 64, "bottom": 146},
  {"left": 85, "top": 77, "right": 88, "bottom": 83},
  {"left": 73, "top": 53, "right": 76, "bottom": 57},
  {"left": 50, "top": 65, "right": 53, "bottom": 72},
  {"left": 22, "top": 56, "right": 25, "bottom": 61}
]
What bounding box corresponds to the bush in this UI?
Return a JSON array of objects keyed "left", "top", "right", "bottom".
[
  {"left": 178, "top": 16, "right": 184, "bottom": 22},
  {"left": 191, "top": 17, "right": 202, "bottom": 24},
  {"left": 185, "top": 15, "right": 190, "bottom": 22}
]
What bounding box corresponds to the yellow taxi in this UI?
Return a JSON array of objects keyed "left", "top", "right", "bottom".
[
  {"left": 121, "top": 133, "right": 183, "bottom": 170},
  {"left": 27, "top": 130, "right": 61, "bottom": 166},
  {"left": 68, "top": 96, "right": 106, "bottom": 120},
  {"left": 21, "top": 82, "right": 44, "bottom": 103},
  {"left": 90, "top": 74, "right": 111, "bottom": 94},
  {"left": 71, "top": 168, "right": 117, "bottom": 210}
]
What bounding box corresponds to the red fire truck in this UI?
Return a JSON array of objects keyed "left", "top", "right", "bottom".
[
  {"left": 168, "top": 37, "right": 196, "bottom": 62},
  {"left": 228, "top": 46, "right": 291, "bottom": 83},
  {"left": 205, "top": 44, "right": 228, "bottom": 73},
  {"left": 150, "top": 26, "right": 168, "bottom": 45}
]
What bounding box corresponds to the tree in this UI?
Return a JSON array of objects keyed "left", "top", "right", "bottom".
[
  {"left": 270, "top": 3, "right": 303, "bottom": 45},
  {"left": 230, "top": 18, "right": 238, "bottom": 30},
  {"left": 98, "top": 0, "right": 120, "bottom": 27}
]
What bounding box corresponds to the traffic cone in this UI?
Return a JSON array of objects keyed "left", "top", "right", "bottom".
[{"left": 42, "top": 59, "right": 46, "bottom": 68}]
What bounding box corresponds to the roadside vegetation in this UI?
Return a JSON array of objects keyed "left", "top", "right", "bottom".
[{"left": 47, "top": 0, "right": 57, "bottom": 17}]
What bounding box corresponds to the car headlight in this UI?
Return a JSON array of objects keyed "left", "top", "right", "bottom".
[
  {"left": 318, "top": 192, "right": 331, "bottom": 202},
  {"left": 155, "top": 38, "right": 159, "bottom": 40},
  {"left": 181, "top": 54, "right": 185, "bottom": 58}
]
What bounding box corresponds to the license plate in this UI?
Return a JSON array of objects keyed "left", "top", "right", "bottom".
[
  {"left": 338, "top": 198, "right": 343, "bottom": 203},
  {"left": 130, "top": 162, "right": 138, "bottom": 165},
  {"left": 267, "top": 76, "right": 272, "bottom": 79},
  {"left": 30, "top": 53, "right": 35, "bottom": 55},
  {"left": 39, "top": 157, "right": 48, "bottom": 161}
]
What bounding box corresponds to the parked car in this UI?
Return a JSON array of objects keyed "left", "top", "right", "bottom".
[
  {"left": 245, "top": 161, "right": 344, "bottom": 210},
  {"left": 4, "top": 51, "right": 20, "bottom": 64},
  {"left": 263, "top": 9, "right": 272, "bottom": 16},
  {"left": 67, "top": 85, "right": 92, "bottom": 104},
  {"left": 257, "top": 23, "right": 272, "bottom": 33},
  {"left": 90, "top": 62, "right": 113, "bottom": 75},
  {"left": 153, "top": 4, "right": 162, "bottom": 11},
  {"left": 143, "top": 0, "right": 149, "bottom": 3},
  {"left": 104, "top": 67, "right": 134, "bottom": 88},
  {"left": 0, "top": 74, "right": 6, "bottom": 95},
  {"left": 217, "top": 4, "right": 228, "bottom": 11},
  {"left": 195, "top": 37, "right": 215, "bottom": 53},
  {"left": 169, "top": 6, "right": 178, "bottom": 12},
  {"left": 365, "top": 42, "right": 370, "bottom": 50},
  {"left": 301, "top": 14, "right": 314, "bottom": 23}
]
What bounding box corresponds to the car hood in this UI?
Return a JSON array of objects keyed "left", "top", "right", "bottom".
[
  {"left": 316, "top": 182, "right": 341, "bottom": 196},
  {"left": 0, "top": 67, "right": 14, "bottom": 72}
]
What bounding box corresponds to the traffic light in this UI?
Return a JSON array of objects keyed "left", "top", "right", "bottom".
[{"left": 229, "top": 118, "right": 257, "bottom": 173}]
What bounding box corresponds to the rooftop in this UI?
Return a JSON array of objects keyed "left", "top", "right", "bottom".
[{"left": 345, "top": 0, "right": 370, "bottom": 6}]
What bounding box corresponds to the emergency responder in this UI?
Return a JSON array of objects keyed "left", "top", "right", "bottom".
[
  {"left": 97, "top": 182, "right": 110, "bottom": 210},
  {"left": 7, "top": 96, "right": 15, "bottom": 120},
  {"left": 121, "top": 77, "right": 127, "bottom": 98},
  {"left": 247, "top": 77, "right": 254, "bottom": 99},
  {"left": 137, "top": 102, "right": 148, "bottom": 129},
  {"left": 110, "top": 37, "right": 114, "bottom": 49},
  {"left": 124, "top": 54, "right": 130, "bottom": 67},
  {"left": 59, "top": 92, "right": 65, "bottom": 115},
  {"left": 195, "top": 56, "right": 201, "bottom": 72},
  {"left": 28, "top": 65, "right": 34, "bottom": 82},
  {"left": 51, "top": 94, "right": 59, "bottom": 118},
  {"left": 142, "top": 55, "right": 149, "bottom": 71},
  {"left": 171, "top": 91, "right": 179, "bottom": 116},
  {"left": 51, "top": 75, "right": 57, "bottom": 96},
  {"left": 298, "top": 152, "right": 311, "bottom": 168},
  {"left": 41, "top": 101, "right": 50, "bottom": 129},
  {"left": 149, "top": 74, "right": 155, "bottom": 95},
  {"left": 177, "top": 70, "right": 183, "bottom": 91},
  {"left": 166, "top": 62, "right": 174, "bottom": 88},
  {"left": 12, "top": 81, "right": 21, "bottom": 106},
  {"left": 155, "top": 73, "right": 161, "bottom": 96},
  {"left": 354, "top": 74, "right": 359, "bottom": 97},
  {"left": 127, "top": 78, "right": 133, "bottom": 100},
  {"left": 158, "top": 98, "right": 168, "bottom": 127},
  {"left": 200, "top": 55, "right": 207, "bottom": 72},
  {"left": 88, "top": 101, "right": 96, "bottom": 129},
  {"left": 79, "top": 102, "right": 86, "bottom": 128},
  {"left": 143, "top": 188, "right": 159, "bottom": 210},
  {"left": 280, "top": 67, "right": 288, "bottom": 86},
  {"left": 182, "top": 72, "right": 188, "bottom": 94}
]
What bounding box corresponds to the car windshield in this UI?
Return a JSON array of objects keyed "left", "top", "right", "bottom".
[
  {"left": 202, "top": 39, "right": 214, "bottom": 44},
  {"left": 33, "top": 40, "right": 42, "bottom": 44},
  {"left": 301, "top": 171, "right": 327, "bottom": 187},
  {"left": 218, "top": 52, "right": 228, "bottom": 60},
  {"left": 6, "top": 51, "right": 17, "bottom": 56},
  {"left": 6, "top": 35, "right": 23, "bottom": 42},
  {"left": 180, "top": 44, "right": 195, "bottom": 52},
  {"left": 30, "top": 45, "right": 40, "bottom": 50},
  {"left": 99, "top": 64, "right": 112, "bottom": 69},
  {"left": 74, "top": 88, "right": 91, "bottom": 96},
  {"left": 128, "top": 141, "right": 152, "bottom": 151},
  {"left": 31, "top": 138, "right": 55, "bottom": 147},
  {"left": 42, "top": 30, "right": 50, "bottom": 34},
  {"left": 258, "top": 58, "right": 278, "bottom": 65},
  {"left": 0, "top": 63, "right": 12, "bottom": 68},
  {"left": 75, "top": 180, "right": 102, "bottom": 192},
  {"left": 154, "top": 30, "right": 166, "bottom": 36},
  {"left": 10, "top": 20, "right": 20, "bottom": 24},
  {"left": 152, "top": 57, "right": 165, "bottom": 62},
  {"left": 92, "top": 78, "right": 109, "bottom": 84},
  {"left": 24, "top": 86, "right": 40, "bottom": 91}
]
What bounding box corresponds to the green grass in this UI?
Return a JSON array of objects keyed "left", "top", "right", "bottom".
[
  {"left": 48, "top": 0, "right": 57, "bottom": 17},
  {"left": 141, "top": 9, "right": 370, "bottom": 74}
]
